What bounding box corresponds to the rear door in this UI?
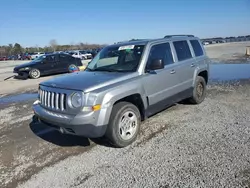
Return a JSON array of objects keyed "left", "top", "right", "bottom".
[
  {"left": 189, "top": 39, "right": 205, "bottom": 67},
  {"left": 172, "top": 40, "right": 195, "bottom": 91}
]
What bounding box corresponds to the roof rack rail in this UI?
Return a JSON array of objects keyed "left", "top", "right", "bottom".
[
  {"left": 129, "top": 39, "right": 148, "bottom": 41},
  {"left": 114, "top": 39, "right": 149, "bottom": 44},
  {"left": 164, "top": 35, "right": 195, "bottom": 38}
]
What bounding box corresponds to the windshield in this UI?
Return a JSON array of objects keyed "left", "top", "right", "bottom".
[
  {"left": 79, "top": 51, "right": 87, "bottom": 54},
  {"left": 86, "top": 44, "right": 145, "bottom": 72}
]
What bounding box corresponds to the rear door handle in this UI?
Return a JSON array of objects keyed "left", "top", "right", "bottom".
[
  {"left": 191, "top": 63, "right": 195, "bottom": 67},
  {"left": 170, "top": 70, "right": 176, "bottom": 74}
]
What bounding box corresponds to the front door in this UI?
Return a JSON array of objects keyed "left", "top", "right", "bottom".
[
  {"left": 44, "top": 54, "right": 58, "bottom": 74},
  {"left": 142, "top": 42, "right": 181, "bottom": 116}
]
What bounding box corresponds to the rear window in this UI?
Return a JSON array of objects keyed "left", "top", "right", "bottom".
[
  {"left": 190, "top": 40, "right": 204, "bottom": 57},
  {"left": 173, "top": 40, "right": 192, "bottom": 61}
]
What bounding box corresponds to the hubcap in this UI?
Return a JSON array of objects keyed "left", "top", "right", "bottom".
[
  {"left": 118, "top": 111, "right": 138, "bottom": 141},
  {"left": 197, "top": 82, "right": 204, "bottom": 99},
  {"left": 31, "top": 70, "right": 39, "bottom": 78}
]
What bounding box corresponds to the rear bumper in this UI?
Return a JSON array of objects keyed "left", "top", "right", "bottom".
[{"left": 32, "top": 103, "right": 107, "bottom": 138}]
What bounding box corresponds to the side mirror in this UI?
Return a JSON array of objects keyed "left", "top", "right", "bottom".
[{"left": 148, "top": 59, "right": 164, "bottom": 71}]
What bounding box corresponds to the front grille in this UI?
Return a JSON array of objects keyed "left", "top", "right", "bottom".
[{"left": 39, "top": 89, "right": 67, "bottom": 111}]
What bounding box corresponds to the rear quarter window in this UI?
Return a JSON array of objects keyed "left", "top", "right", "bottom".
[
  {"left": 190, "top": 40, "right": 204, "bottom": 57},
  {"left": 173, "top": 40, "right": 192, "bottom": 61}
]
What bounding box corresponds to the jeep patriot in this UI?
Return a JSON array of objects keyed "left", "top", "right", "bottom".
[{"left": 33, "top": 35, "right": 210, "bottom": 147}]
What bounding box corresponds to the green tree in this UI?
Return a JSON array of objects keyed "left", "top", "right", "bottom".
[{"left": 13, "top": 43, "right": 23, "bottom": 54}]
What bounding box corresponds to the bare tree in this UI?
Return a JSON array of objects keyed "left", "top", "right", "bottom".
[{"left": 49, "top": 39, "right": 58, "bottom": 52}]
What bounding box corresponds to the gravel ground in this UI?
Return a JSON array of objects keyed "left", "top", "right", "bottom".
[{"left": 16, "top": 83, "right": 250, "bottom": 188}]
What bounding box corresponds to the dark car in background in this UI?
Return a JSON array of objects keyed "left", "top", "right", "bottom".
[{"left": 13, "top": 53, "right": 82, "bottom": 79}]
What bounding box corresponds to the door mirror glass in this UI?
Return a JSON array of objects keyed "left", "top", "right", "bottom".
[{"left": 149, "top": 59, "right": 164, "bottom": 70}]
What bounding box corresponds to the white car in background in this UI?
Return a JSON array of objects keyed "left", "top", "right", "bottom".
[
  {"left": 31, "top": 52, "right": 45, "bottom": 60},
  {"left": 69, "top": 50, "right": 92, "bottom": 60}
]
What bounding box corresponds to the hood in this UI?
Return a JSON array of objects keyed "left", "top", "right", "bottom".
[
  {"left": 40, "top": 71, "right": 137, "bottom": 91},
  {"left": 14, "top": 60, "right": 39, "bottom": 69}
]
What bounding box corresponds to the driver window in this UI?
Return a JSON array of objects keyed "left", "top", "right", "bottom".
[
  {"left": 45, "top": 55, "right": 55, "bottom": 63},
  {"left": 147, "top": 43, "right": 174, "bottom": 68}
]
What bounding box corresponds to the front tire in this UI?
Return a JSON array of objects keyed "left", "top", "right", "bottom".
[
  {"left": 29, "top": 68, "right": 41, "bottom": 79},
  {"left": 188, "top": 76, "right": 207, "bottom": 104},
  {"left": 105, "top": 102, "right": 141, "bottom": 148}
]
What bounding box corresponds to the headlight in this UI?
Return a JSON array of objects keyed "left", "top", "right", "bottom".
[
  {"left": 71, "top": 92, "right": 82, "bottom": 108},
  {"left": 19, "top": 67, "right": 30, "bottom": 71}
]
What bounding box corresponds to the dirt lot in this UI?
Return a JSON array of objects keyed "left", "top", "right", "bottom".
[
  {"left": 205, "top": 41, "right": 250, "bottom": 64},
  {"left": 0, "top": 42, "right": 250, "bottom": 188}
]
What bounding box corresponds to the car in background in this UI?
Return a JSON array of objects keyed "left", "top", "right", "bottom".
[
  {"left": 13, "top": 53, "right": 83, "bottom": 79},
  {"left": 30, "top": 52, "right": 45, "bottom": 60},
  {"left": 0, "top": 56, "right": 8, "bottom": 61},
  {"left": 80, "top": 50, "right": 92, "bottom": 59},
  {"left": 68, "top": 50, "right": 92, "bottom": 60}
]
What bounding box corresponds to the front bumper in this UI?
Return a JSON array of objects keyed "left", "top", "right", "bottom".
[
  {"left": 13, "top": 69, "right": 28, "bottom": 74},
  {"left": 32, "top": 103, "right": 107, "bottom": 138}
]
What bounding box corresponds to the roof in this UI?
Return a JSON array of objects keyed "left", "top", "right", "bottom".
[{"left": 110, "top": 35, "right": 198, "bottom": 47}]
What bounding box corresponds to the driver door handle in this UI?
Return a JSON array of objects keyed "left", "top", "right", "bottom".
[
  {"left": 170, "top": 69, "right": 176, "bottom": 74},
  {"left": 191, "top": 63, "right": 195, "bottom": 67}
]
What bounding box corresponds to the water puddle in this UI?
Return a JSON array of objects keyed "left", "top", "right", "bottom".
[
  {"left": 209, "top": 63, "right": 250, "bottom": 82},
  {"left": 0, "top": 93, "right": 37, "bottom": 105}
]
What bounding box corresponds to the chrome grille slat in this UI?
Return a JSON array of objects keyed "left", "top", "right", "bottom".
[
  {"left": 41, "top": 90, "right": 44, "bottom": 105},
  {"left": 60, "top": 93, "right": 65, "bottom": 111},
  {"left": 39, "top": 88, "right": 67, "bottom": 112},
  {"left": 48, "top": 92, "right": 51, "bottom": 107},
  {"left": 51, "top": 92, "right": 55, "bottom": 109},
  {"left": 43, "top": 90, "right": 45, "bottom": 105},
  {"left": 44, "top": 91, "right": 48, "bottom": 106},
  {"left": 55, "top": 93, "right": 59, "bottom": 110}
]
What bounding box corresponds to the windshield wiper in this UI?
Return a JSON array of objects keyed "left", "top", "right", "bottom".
[
  {"left": 86, "top": 67, "right": 132, "bottom": 72},
  {"left": 92, "top": 67, "right": 115, "bottom": 72},
  {"left": 85, "top": 67, "right": 95, "bottom": 71}
]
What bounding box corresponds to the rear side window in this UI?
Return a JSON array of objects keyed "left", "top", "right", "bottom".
[
  {"left": 148, "top": 43, "right": 174, "bottom": 66},
  {"left": 173, "top": 40, "right": 192, "bottom": 61},
  {"left": 60, "top": 54, "right": 75, "bottom": 62},
  {"left": 190, "top": 40, "right": 204, "bottom": 57}
]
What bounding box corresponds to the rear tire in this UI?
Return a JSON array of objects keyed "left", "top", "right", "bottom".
[
  {"left": 29, "top": 69, "right": 40, "bottom": 79},
  {"left": 188, "top": 76, "right": 207, "bottom": 104},
  {"left": 105, "top": 102, "right": 141, "bottom": 148}
]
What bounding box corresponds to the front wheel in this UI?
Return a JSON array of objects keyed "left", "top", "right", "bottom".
[
  {"left": 105, "top": 102, "right": 141, "bottom": 148},
  {"left": 29, "top": 69, "right": 41, "bottom": 79},
  {"left": 188, "top": 76, "right": 207, "bottom": 104}
]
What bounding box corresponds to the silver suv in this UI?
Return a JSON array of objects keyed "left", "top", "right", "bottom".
[{"left": 33, "top": 35, "right": 210, "bottom": 147}]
